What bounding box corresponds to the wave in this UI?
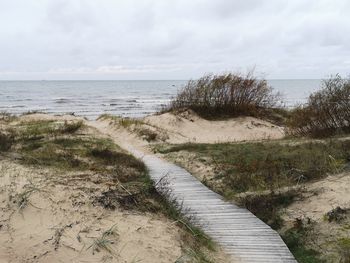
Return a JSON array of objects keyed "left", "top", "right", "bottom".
[{"left": 54, "top": 98, "right": 72, "bottom": 104}]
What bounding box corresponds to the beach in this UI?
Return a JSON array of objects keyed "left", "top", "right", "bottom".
[
  {"left": 0, "top": 77, "right": 349, "bottom": 262},
  {"left": 1, "top": 0, "right": 349, "bottom": 261}
]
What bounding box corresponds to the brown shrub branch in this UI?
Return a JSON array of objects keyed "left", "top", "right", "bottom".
[
  {"left": 165, "top": 72, "right": 281, "bottom": 119},
  {"left": 288, "top": 75, "right": 350, "bottom": 137}
]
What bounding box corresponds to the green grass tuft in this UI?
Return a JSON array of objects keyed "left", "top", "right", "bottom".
[
  {"left": 337, "top": 238, "right": 350, "bottom": 263},
  {"left": 155, "top": 139, "right": 350, "bottom": 194},
  {"left": 88, "top": 225, "right": 119, "bottom": 255},
  {"left": 15, "top": 182, "right": 41, "bottom": 211},
  {"left": 282, "top": 228, "right": 324, "bottom": 263},
  {"left": 238, "top": 189, "right": 300, "bottom": 229}
]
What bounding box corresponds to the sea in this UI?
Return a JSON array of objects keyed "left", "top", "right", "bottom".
[{"left": 0, "top": 79, "right": 322, "bottom": 119}]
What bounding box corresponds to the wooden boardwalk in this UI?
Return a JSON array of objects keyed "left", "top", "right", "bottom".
[
  {"left": 122, "top": 144, "right": 297, "bottom": 263},
  {"left": 91, "top": 120, "right": 296, "bottom": 262}
]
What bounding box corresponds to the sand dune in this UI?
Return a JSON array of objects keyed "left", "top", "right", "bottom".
[
  {"left": 0, "top": 113, "right": 230, "bottom": 263},
  {"left": 0, "top": 114, "right": 182, "bottom": 263},
  {"left": 143, "top": 110, "right": 284, "bottom": 144},
  {"left": 0, "top": 161, "right": 182, "bottom": 263}
]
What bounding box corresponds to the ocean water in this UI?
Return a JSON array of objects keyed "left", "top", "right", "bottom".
[{"left": 0, "top": 79, "right": 322, "bottom": 119}]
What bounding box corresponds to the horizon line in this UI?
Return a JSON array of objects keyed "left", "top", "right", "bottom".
[{"left": 0, "top": 78, "right": 324, "bottom": 81}]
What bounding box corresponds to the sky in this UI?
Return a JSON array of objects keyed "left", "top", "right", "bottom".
[{"left": 0, "top": 0, "right": 349, "bottom": 80}]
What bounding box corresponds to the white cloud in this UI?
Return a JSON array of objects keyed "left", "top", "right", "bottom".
[{"left": 0, "top": 0, "right": 349, "bottom": 79}]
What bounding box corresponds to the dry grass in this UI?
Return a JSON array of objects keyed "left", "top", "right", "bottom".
[
  {"left": 94, "top": 175, "right": 217, "bottom": 262},
  {"left": 154, "top": 139, "right": 350, "bottom": 262},
  {"left": 14, "top": 182, "right": 41, "bottom": 211},
  {"left": 0, "top": 117, "right": 220, "bottom": 262},
  {"left": 136, "top": 128, "right": 158, "bottom": 142},
  {"left": 155, "top": 139, "right": 350, "bottom": 195},
  {"left": 324, "top": 206, "right": 349, "bottom": 223},
  {"left": 282, "top": 224, "right": 324, "bottom": 263},
  {"left": 11, "top": 119, "right": 83, "bottom": 142},
  {"left": 98, "top": 114, "right": 160, "bottom": 142},
  {"left": 237, "top": 189, "right": 301, "bottom": 229},
  {"left": 88, "top": 225, "right": 119, "bottom": 255},
  {"left": 0, "top": 131, "right": 14, "bottom": 151},
  {"left": 98, "top": 114, "right": 144, "bottom": 128},
  {"left": 59, "top": 120, "right": 84, "bottom": 134},
  {"left": 288, "top": 75, "right": 350, "bottom": 138},
  {"left": 0, "top": 112, "right": 17, "bottom": 122},
  {"left": 337, "top": 238, "right": 350, "bottom": 263}
]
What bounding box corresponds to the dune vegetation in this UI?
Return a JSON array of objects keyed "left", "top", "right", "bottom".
[
  {"left": 153, "top": 139, "right": 350, "bottom": 263},
  {"left": 287, "top": 75, "right": 350, "bottom": 138},
  {"left": 165, "top": 72, "right": 289, "bottom": 125},
  {"left": 2, "top": 72, "right": 350, "bottom": 262},
  {"left": 147, "top": 72, "right": 350, "bottom": 263},
  {"left": 154, "top": 139, "right": 350, "bottom": 194},
  {"left": 0, "top": 114, "right": 227, "bottom": 263}
]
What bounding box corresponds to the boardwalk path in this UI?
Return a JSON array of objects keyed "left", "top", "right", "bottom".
[{"left": 92, "top": 122, "right": 297, "bottom": 263}]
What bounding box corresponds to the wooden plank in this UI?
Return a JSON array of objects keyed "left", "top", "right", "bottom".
[{"left": 120, "top": 145, "right": 297, "bottom": 262}]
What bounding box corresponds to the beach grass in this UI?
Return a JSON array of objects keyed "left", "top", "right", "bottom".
[
  {"left": 282, "top": 227, "right": 324, "bottom": 263},
  {"left": 154, "top": 139, "right": 350, "bottom": 195},
  {"left": 98, "top": 114, "right": 160, "bottom": 142},
  {"left": 153, "top": 138, "right": 350, "bottom": 262},
  {"left": 0, "top": 131, "right": 14, "bottom": 151},
  {"left": 0, "top": 116, "right": 221, "bottom": 262},
  {"left": 98, "top": 114, "right": 144, "bottom": 128},
  {"left": 88, "top": 225, "right": 119, "bottom": 255},
  {"left": 153, "top": 138, "right": 350, "bottom": 231}
]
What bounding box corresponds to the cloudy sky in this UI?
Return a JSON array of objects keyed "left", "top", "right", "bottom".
[{"left": 0, "top": 0, "right": 349, "bottom": 80}]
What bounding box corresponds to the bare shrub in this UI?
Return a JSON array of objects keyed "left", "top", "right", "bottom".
[
  {"left": 0, "top": 112, "right": 17, "bottom": 122},
  {"left": 59, "top": 120, "right": 83, "bottom": 134},
  {"left": 324, "top": 206, "right": 348, "bottom": 223},
  {"left": 166, "top": 72, "right": 281, "bottom": 119},
  {"left": 136, "top": 128, "right": 158, "bottom": 142},
  {"left": 288, "top": 75, "right": 350, "bottom": 137},
  {"left": 0, "top": 131, "right": 14, "bottom": 151}
]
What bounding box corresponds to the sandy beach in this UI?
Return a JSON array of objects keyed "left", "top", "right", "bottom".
[{"left": 0, "top": 113, "right": 232, "bottom": 263}]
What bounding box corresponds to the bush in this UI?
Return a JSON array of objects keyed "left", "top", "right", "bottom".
[
  {"left": 324, "top": 207, "right": 348, "bottom": 223},
  {"left": 0, "top": 132, "right": 14, "bottom": 151},
  {"left": 282, "top": 227, "right": 323, "bottom": 263},
  {"left": 288, "top": 75, "right": 350, "bottom": 137},
  {"left": 167, "top": 72, "right": 280, "bottom": 119},
  {"left": 0, "top": 112, "right": 17, "bottom": 122},
  {"left": 136, "top": 128, "right": 158, "bottom": 142},
  {"left": 89, "top": 148, "right": 146, "bottom": 174},
  {"left": 59, "top": 120, "right": 83, "bottom": 134},
  {"left": 238, "top": 190, "right": 299, "bottom": 229}
]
